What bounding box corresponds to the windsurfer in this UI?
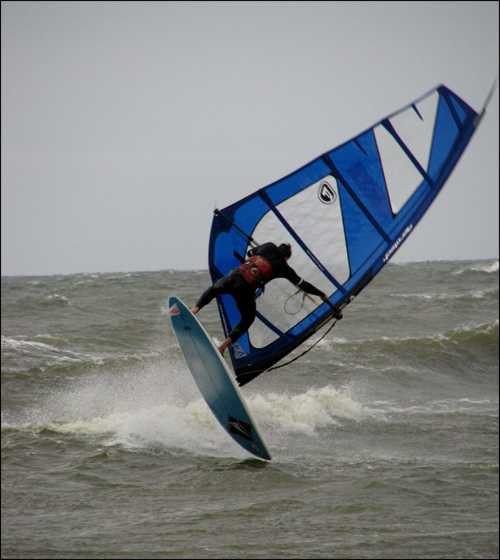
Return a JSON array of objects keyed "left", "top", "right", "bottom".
[{"left": 191, "top": 242, "right": 340, "bottom": 355}]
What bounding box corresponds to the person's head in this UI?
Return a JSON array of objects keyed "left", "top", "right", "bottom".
[{"left": 279, "top": 243, "right": 292, "bottom": 260}]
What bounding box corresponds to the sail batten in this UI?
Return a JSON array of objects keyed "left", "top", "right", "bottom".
[
  {"left": 208, "top": 84, "right": 483, "bottom": 386},
  {"left": 381, "top": 119, "right": 435, "bottom": 187}
]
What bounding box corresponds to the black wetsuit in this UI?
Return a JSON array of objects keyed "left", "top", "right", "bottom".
[{"left": 195, "top": 242, "right": 326, "bottom": 343}]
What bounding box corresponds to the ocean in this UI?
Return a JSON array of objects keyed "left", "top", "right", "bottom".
[{"left": 1, "top": 260, "right": 498, "bottom": 559}]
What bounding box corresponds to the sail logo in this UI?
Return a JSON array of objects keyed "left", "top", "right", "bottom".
[
  {"left": 232, "top": 342, "right": 247, "bottom": 358},
  {"left": 318, "top": 182, "right": 337, "bottom": 204},
  {"left": 383, "top": 224, "right": 413, "bottom": 262}
]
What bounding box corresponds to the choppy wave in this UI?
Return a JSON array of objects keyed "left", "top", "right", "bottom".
[
  {"left": 325, "top": 319, "right": 498, "bottom": 350},
  {"left": 398, "top": 320, "right": 499, "bottom": 348},
  {"left": 45, "top": 293, "right": 72, "bottom": 306},
  {"left": 2, "top": 335, "right": 63, "bottom": 353},
  {"left": 1, "top": 335, "right": 101, "bottom": 369},
  {"left": 369, "top": 396, "right": 499, "bottom": 417},
  {"left": 453, "top": 260, "right": 499, "bottom": 274},
  {"left": 391, "top": 288, "right": 499, "bottom": 301}
]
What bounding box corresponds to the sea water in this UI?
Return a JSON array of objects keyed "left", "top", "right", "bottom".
[{"left": 1, "top": 260, "right": 498, "bottom": 559}]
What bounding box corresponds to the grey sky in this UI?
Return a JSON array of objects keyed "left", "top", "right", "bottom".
[{"left": 2, "top": 1, "right": 498, "bottom": 276}]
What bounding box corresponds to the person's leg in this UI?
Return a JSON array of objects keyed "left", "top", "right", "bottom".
[{"left": 221, "top": 285, "right": 257, "bottom": 354}]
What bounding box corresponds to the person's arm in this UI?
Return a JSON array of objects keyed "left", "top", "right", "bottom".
[
  {"left": 282, "top": 264, "right": 324, "bottom": 297},
  {"left": 287, "top": 268, "right": 342, "bottom": 318},
  {"left": 295, "top": 278, "right": 325, "bottom": 298}
]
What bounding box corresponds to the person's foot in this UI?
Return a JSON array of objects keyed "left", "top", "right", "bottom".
[{"left": 217, "top": 336, "right": 232, "bottom": 356}]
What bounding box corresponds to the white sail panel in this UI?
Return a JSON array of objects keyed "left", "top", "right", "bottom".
[
  {"left": 389, "top": 90, "right": 439, "bottom": 175},
  {"left": 277, "top": 177, "right": 350, "bottom": 288},
  {"left": 374, "top": 123, "right": 424, "bottom": 214},
  {"left": 374, "top": 91, "right": 439, "bottom": 214}
]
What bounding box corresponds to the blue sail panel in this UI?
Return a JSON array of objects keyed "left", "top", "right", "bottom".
[{"left": 208, "top": 85, "right": 481, "bottom": 386}]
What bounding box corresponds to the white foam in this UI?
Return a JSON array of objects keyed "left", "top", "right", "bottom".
[
  {"left": 46, "top": 293, "right": 72, "bottom": 305},
  {"left": 9, "top": 356, "right": 233, "bottom": 455},
  {"left": 41, "top": 399, "right": 224, "bottom": 453},
  {"left": 247, "top": 385, "right": 368, "bottom": 436}
]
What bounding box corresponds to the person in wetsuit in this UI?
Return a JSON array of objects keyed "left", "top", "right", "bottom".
[{"left": 191, "top": 242, "right": 337, "bottom": 355}]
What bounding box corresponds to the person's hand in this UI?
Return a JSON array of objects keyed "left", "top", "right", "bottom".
[{"left": 321, "top": 294, "right": 343, "bottom": 319}]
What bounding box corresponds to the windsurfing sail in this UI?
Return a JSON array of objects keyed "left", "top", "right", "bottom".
[{"left": 208, "top": 84, "right": 490, "bottom": 386}]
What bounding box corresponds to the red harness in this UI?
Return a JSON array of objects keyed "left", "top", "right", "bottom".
[{"left": 238, "top": 255, "right": 273, "bottom": 288}]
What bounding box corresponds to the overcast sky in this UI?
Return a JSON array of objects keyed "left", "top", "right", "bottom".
[{"left": 2, "top": 1, "right": 498, "bottom": 276}]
